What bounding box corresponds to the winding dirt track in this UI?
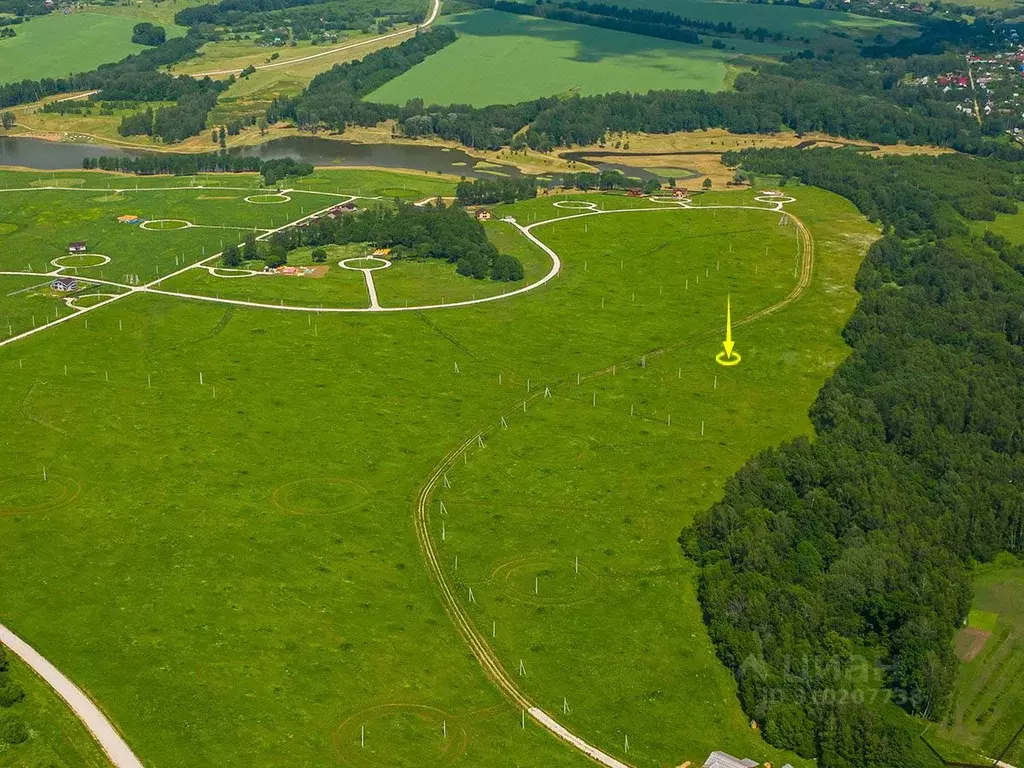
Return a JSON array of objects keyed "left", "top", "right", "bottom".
[{"left": 412, "top": 204, "right": 815, "bottom": 768}]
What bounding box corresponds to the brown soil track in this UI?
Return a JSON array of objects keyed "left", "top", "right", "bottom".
[{"left": 412, "top": 203, "right": 815, "bottom": 766}]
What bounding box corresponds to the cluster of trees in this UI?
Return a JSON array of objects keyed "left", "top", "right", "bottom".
[
  {"left": 0, "top": 111, "right": 13, "bottom": 130},
  {"left": 0, "top": 647, "right": 28, "bottom": 747},
  {"left": 267, "top": 202, "right": 524, "bottom": 281},
  {"left": 259, "top": 157, "right": 313, "bottom": 184},
  {"left": 0, "top": 27, "right": 15, "bottom": 39},
  {"left": 455, "top": 177, "right": 537, "bottom": 205},
  {"left": 560, "top": 169, "right": 659, "bottom": 192},
  {"left": 682, "top": 148, "right": 1024, "bottom": 768},
  {"left": 131, "top": 22, "right": 166, "bottom": 46},
  {"left": 0, "top": 31, "right": 206, "bottom": 109},
  {"left": 118, "top": 82, "right": 228, "bottom": 143},
  {"left": 266, "top": 28, "right": 457, "bottom": 130}
]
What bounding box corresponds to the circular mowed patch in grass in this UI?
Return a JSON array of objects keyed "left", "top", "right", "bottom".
[
  {"left": 491, "top": 556, "right": 600, "bottom": 607},
  {"left": 0, "top": 474, "right": 81, "bottom": 515},
  {"left": 89, "top": 193, "right": 125, "bottom": 203},
  {"left": 333, "top": 704, "right": 467, "bottom": 767},
  {"left": 140, "top": 219, "right": 191, "bottom": 231},
  {"left": 244, "top": 193, "right": 291, "bottom": 204},
  {"left": 51, "top": 253, "right": 111, "bottom": 269},
  {"left": 272, "top": 477, "right": 370, "bottom": 515},
  {"left": 0, "top": 222, "right": 18, "bottom": 236},
  {"left": 67, "top": 293, "right": 118, "bottom": 309},
  {"left": 340, "top": 257, "right": 391, "bottom": 271}
]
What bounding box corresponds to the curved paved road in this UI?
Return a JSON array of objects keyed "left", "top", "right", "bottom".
[{"left": 0, "top": 624, "right": 143, "bottom": 768}]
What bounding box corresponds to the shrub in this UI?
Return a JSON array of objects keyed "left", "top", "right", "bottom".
[
  {"left": 0, "top": 682, "right": 25, "bottom": 708},
  {"left": 0, "top": 714, "right": 28, "bottom": 745}
]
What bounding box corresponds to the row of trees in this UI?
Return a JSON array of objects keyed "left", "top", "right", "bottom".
[
  {"left": 81, "top": 152, "right": 313, "bottom": 186},
  {"left": 682, "top": 148, "right": 1024, "bottom": 768},
  {"left": 455, "top": 177, "right": 537, "bottom": 205},
  {"left": 486, "top": 0, "right": 702, "bottom": 45}
]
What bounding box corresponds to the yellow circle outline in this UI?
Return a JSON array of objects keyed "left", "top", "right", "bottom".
[{"left": 715, "top": 350, "right": 741, "bottom": 367}]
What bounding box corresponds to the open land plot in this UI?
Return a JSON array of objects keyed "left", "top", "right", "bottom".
[
  {"left": 972, "top": 207, "right": 1024, "bottom": 244},
  {"left": 0, "top": 12, "right": 182, "bottom": 86},
  {"left": 366, "top": 10, "right": 769, "bottom": 108},
  {"left": 0, "top": 174, "right": 876, "bottom": 767},
  {"left": 608, "top": 0, "right": 916, "bottom": 46},
  {"left": 937, "top": 556, "right": 1024, "bottom": 765}
]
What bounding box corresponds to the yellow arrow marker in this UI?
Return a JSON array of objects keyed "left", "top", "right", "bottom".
[{"left": 715, "top": 295, "right": 741, "bottom": 367}]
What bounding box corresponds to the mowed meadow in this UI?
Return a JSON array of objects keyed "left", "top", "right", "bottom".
[
  {"left": 0, "top": 168, "right": 878, "bottom": 766},
  {"left": 366, "top": 10, "right": 754, "bottom": 107},
  {"left": 0, "top": 12, "right": 182, "bottom": 85}
]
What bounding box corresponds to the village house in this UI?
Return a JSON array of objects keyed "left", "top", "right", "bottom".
[
  {"left": 117, "top": 214, "right": 141, "bottom": 224},
  {"left": 475, "top": 209, "right": 493, "bottom": 221},
  {"left": 51, "top": 277, "right": 78, "bottom": 292},
  {"left": 67, "top": 241, "right": 86, "bottom": 253}
]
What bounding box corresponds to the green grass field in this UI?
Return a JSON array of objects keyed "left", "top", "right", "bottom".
[
  {"left": 0, "top": 12, "right": 184, "bottom": 85},
  {"left": 0, "top": 169, "right": 882, "bottom": 767},
  {"left": 938, "top": 554, "right": 1024, "bottom": 766},
  {"left": 609, "top": 0, "right": 914, "bottom": 46},
  {"left": 366, "top": 10, "right": 770, "bottom": 107}
]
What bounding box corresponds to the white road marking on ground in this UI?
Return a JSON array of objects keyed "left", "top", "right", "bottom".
[
  {"left": 0, "top": 624, "right": 144, "bottom": 768},
  {"left": 530, "top": 709, "right": 631, "bottom": 768}
]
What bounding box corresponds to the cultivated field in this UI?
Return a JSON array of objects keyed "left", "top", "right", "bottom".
[
  {"left": 610, "top": 0, "right": 915, "bottom": 47},
  {"left": 0, "top": 12, "right": 167, "bottom": 85},
  {"left": 938, "top": 555, "right": 1024, "bottom": 766},
  {"left": 0, "top": 167, "right": 878, "bottom": 767},
  {"left": 366, "top": 10, "right": 770, "bottom": 107}
]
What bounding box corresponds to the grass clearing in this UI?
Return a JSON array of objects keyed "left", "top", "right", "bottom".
[
  {"left": 367, "top": 10, "right": 763, "bottom": 107},
  {"left": 0, "top": 171, "right": 878, "bottom": 767},
  {"left": 608, "top": 0, "right": 915, "bottom": 46},
  {"left": 0, "top": 12, "right": 181, "bottom": 85},
  {"left": 938, "top": 554, "right": 1024, "bottom": 766}
]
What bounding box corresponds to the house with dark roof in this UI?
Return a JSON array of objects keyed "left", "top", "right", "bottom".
[
  {"left": 68, "top": 241, "right": 87, "bottom": 253},
  {"left": 51, "top": 277, "right": 78, "bottom": 292}
]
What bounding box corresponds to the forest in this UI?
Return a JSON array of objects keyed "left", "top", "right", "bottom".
[
  {"left": 270, "top": 202, "right": 525, "bottom": 281},
  {"left": 681, "top": 148, "right": 1024, "bottom": 768}
]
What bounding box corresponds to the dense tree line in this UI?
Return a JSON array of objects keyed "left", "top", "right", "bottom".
[
  {"left": 681, "top": 148, "right": 1024, "bottom": 768},
  {"left": 270, "top": 202, "right": 525, "bottom": 281},
  {"left": 174, "top": 0, "right": 383, "bottom": 25},
  {"left": 118, "top": 81, "right": 229, "bottom": 143},
  {"left": 83, "top": 151, "right": 312, "bottom": 184},
  {"left": 267, "top": 28, "right": 456, "bottom": 131},
  {"left": 0, "top": 32, "right": 205, "bottom": 109},
  {"left": 455, "top": 177, "right": 537, "bottom": 205},
  {"left": 486, "top": 0, "right": 702, "bottom": 45}
]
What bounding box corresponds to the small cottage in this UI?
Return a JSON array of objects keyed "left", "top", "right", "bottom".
[
  {"left": 51, "top": 277, "right": 78, "bottom": 292},
  {"left": 475, "top": 209, "right": 493, "bottom": 221},
  {"left": 68, "top": 241, "right": 87, "bottom": 253}
]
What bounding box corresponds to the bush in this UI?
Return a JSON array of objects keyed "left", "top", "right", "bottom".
[
  {"left": 490, "top": 252, "right": 524, "bottom": 281},
  {"left": 311, "top": 247, "right": 327, "bottom": 263},
  {"left": 0, "top": 682, "right": 24, "bottom": 708},
  {"left": 0, "top": 714, "right": 28, "bottom": 745}
]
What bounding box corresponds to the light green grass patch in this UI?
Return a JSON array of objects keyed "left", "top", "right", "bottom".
[
  {"left": 969, "top": 608, "right": 1000, "bottom": 632},
  {"left": 367, "top": 10, "right": 746, "bottom": 107},
  {"left": 0, "top": 13, "right": 175, "bottom": 85}
]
